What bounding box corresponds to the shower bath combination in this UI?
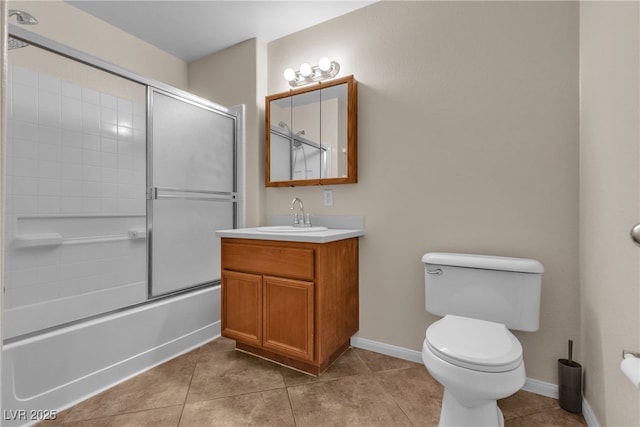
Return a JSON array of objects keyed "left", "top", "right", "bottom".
[
  {"left": 8, "top": 9, "right": 38, "bottom": 50},
  {"left": 3, "top": 17, "right": 243, "bottom": 425}
]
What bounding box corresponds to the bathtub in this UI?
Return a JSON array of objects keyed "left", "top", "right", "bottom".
[{"left": 1, "top": 286, "right": 220, "bottom": 427}]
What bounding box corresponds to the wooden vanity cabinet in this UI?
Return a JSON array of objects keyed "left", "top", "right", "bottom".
[{"left": 221, "top": 237, "right": 358, "bottom": 375}]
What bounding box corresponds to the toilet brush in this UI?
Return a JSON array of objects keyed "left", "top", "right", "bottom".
[{"left": 558, "top": 339, "right": 582, "bottom": 413}]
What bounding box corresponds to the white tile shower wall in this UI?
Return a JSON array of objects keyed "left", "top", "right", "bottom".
[
  {"left": 7, "top": 65, "right": 146, "bottom": 217},
  {"left": 3, "top": 65, "right": 147, "bottom": 338}
]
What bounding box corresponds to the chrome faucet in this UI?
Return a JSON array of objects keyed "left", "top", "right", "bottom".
[{"left": 291, "top": 197, "right": 311, "bottom": 227}]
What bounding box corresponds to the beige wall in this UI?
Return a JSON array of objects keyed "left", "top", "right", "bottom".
[
  {"left": 266, "top": 1, "right": 580, "bottom": 384},
  {"left": 188, "top": 38, "right": 267, "bottom": 227},
  {"left": 7, "top": 0, "right": 188, "bottom": 90},
  {"left": 580, "top": 2, "right": 640, "bottom": 426}
]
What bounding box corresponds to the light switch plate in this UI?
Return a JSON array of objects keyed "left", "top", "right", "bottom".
[{"left": 323, "top": 189, "right": 333, "bottom": 207}]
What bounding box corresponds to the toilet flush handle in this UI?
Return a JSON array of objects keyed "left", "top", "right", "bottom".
[
  {"left": 631, "top": 223, "right": 640, "bottom": 247},
  {"left": 427, "top": 269, "right": 443, "bottom": 275}
]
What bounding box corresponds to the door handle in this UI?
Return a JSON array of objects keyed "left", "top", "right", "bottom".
[{"left": 631, "top": 223, "right": 640, "bottom": 247}]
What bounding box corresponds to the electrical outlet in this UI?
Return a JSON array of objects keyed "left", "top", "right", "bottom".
[{"left": 323, "top": 189, "right": 333, "bottom": 207}]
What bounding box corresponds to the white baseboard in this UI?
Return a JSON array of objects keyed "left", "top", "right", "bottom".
[
  {"left": 581, "top": 399, "right": 601, "bottom": 427},
  {"left": 521, "top": 377, "right": 557, "bottom": 398},
  {"left": 350, "top": 336, "right": 601, "bottom": 427},
  {"left": 351, "top": 336, "right": 424, "bottom": 364}
]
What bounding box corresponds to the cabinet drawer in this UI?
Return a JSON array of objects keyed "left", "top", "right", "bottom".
[{"left": 222, "top": 241, "right": 315, "bottom": 280}]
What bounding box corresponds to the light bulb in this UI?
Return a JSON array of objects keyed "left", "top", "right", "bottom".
[
  {"left": 299, "top": 63, "right": 312, "bottom": 77},
  {"left": 283, "top": 68, "right": 296, "bottom": 82},
  {"left": 318, "top": 57, "right": 331, "bottom": 72}
]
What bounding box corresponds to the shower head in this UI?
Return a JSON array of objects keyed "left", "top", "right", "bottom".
[
  {"left": 8, "top": 37, "right": 29, "bottom": 50},
  {"left": 278, "top": 122, "right": 303, "bottom": 148},
  {"left": 7, "top": 9, "right": 38, "bottom": 50},
  {"left": 278, "top": 121, "right": 290, "bottom": 131},
  {"left": 9, "top": 9, "right": 38, "bottom": 25}
]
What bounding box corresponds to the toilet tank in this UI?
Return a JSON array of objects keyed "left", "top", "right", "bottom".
[{"left": 422, "top": 252, "right": 544, "bottom": 332}]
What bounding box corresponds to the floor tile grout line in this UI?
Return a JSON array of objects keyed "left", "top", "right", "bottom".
[
  {"left": 176, "top": 349, "right": 202, "bottom": 427},
  {"left": 351, "top": 346, "right": 373, "bottom": 373},
  {"left": 370, "top": 369, "right": 418, "bottom": 427},
  {"left": 184, "top": 345, "right": 298, "bottom": 426},
  {"left": 284, "top": 385, "right": 301, "bottom": 427},
  {"left": 184, "top": 384, "right": 290, "bottom": 406},
  {"left": 61, "top": 404, "right": 187, "bottom": 425},
  {"left": 283, "top": 347, "right": 376, "bottom": 426}
]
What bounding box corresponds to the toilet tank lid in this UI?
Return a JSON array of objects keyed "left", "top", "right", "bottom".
[{"left": 422, "top": 252, "right": 544, "bottom": 273}]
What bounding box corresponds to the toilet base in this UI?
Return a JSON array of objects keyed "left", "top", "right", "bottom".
[
  {"left": 422, "top": 337, "right": 524, "bottom": 427},
  {"left": 439, "top": 389, "right": 504, "bottom": 427}
]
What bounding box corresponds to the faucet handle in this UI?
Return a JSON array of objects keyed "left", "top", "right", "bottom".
[{"left": 304, "top": 213, "right": 312, "bottom": 227}]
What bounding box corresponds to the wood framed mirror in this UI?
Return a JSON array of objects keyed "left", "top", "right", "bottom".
[{"left": 265, "top": 75, "right": 357, "bottom": 187}]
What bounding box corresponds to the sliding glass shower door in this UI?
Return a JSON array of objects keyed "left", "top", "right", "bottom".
[
  {"left": 148, "top": 90, "right": 237, "bottom": 297},
  {"left": 3, "top": 28, "right": 241, "bottom": 341}
]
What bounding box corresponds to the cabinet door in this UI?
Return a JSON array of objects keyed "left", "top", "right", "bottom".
[
  {"left": 221, "top": 271, "right": 262, "bottom": 346},
  {"left": 263, "top": 276, "right": 314, "bottom": 362}
]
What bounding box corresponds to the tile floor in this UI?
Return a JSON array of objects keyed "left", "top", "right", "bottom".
[{"left": 39, "top": 337, "right": 587, "bottom": 426}]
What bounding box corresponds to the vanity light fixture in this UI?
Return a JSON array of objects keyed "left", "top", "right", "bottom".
[{"left": 283, "top": 57, "right": 340, "bottom": 88}]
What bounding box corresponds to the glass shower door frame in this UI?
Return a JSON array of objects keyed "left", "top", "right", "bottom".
[
  {"left": 3, "top": 23, "right": 243, "bottom": 340},
  {"left": 146, "top": 87, "right": 238, "bottom": 298}
]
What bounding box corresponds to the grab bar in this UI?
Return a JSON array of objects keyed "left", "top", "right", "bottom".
[
  {"left": 14, "top": 229, "right": 147, "bottom": 249},
  {"left": 13, "top": 233, "right": 63, "bottom": 248}
]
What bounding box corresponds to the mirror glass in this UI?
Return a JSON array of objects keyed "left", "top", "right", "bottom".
[{"left": 266, "top": 75, "right": 356, "bottom": 187}]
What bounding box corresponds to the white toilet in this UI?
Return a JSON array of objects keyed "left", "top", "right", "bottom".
[{"left": 421, "top": 252, "right": 544, "bottom": 427}]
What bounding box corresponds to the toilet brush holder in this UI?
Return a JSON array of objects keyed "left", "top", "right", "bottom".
[{"left": 558, "top": 339, "right": 582, "bottom": 414}]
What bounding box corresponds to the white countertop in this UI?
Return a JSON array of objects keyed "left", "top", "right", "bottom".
[
  {"left": 216, "top": 228, "right": 364, "bottom": 243},
  {"left": 216, "top": 227, "right": 364, "bottom": 243},
  {"left": 217, "top": 215, "right": 365, "bottom": 243}
]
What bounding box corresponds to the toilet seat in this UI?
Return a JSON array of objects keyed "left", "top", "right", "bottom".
[{"left": 425, "top": 315, "right": 522, "bottom": 373}]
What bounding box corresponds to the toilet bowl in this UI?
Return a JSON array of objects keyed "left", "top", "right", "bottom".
[
  {"left": 421, "top": 253, "right": 543, "bottom": 427},
  {"left": 421, "top": 315, "right": 526, "bottom": 427}
]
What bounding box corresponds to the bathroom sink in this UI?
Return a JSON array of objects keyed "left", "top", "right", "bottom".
[{"left": 256, "top": 226, "right": 328, "bottom": 233}]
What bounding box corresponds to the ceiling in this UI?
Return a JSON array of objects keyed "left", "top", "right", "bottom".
[{"left": 65, "top": 1, "right": 375, "bottom": 63}]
